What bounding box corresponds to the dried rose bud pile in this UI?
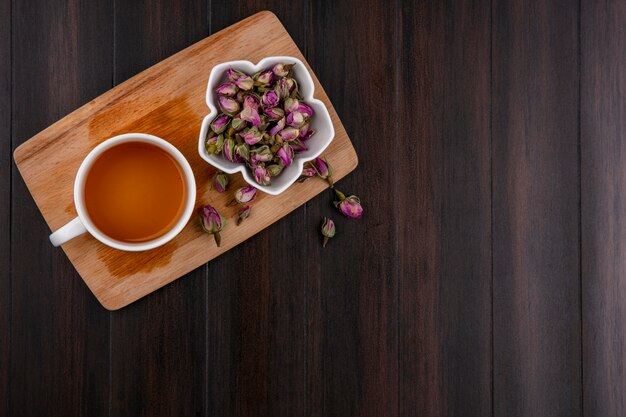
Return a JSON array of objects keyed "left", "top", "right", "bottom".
[{"left": 205, "top": 63, "right": 317, "bottom": 186}]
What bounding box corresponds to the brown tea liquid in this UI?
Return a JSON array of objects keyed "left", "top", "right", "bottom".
[{"left": 84, "top": 142, "right": 187, "bottom": 243}]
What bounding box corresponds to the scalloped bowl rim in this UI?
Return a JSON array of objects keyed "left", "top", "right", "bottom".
[{"left": 197, "top": 56, "right": 335, "bottom": 195}]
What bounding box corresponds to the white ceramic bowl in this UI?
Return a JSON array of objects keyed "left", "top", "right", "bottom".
[{"left": 198, "top": 56, "right": 334, "bottom": 195}]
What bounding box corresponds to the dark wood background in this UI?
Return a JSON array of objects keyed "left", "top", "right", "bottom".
[{"left": 1, "top": 0, "right": 625, "bottom": 416}]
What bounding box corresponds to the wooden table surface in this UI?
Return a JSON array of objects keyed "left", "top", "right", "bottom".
[{"left": 1, "top": 0, "right": 625, "bottom": 416}]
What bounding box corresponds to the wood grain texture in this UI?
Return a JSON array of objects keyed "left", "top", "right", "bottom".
[
  {"left": 581, "top": 1, "right": 626, "bottom": 416},
  {"left": 8, "top": 0, "right": 112, "bottom": 415},
  {"left": 108, "top": 1, "right": 208, "bottom": 416},
  {"left": 306, "top": 1, "right": 398, "bottom": 416},
  {"left": 12, "top": 11, "right": 358, "bottom": 310},
  {"left": 207, "top": 3, "right": 308, "bottom": 417},
  {"left": 0, "top": 0, "right": 10, "bottom": 410},
  {"left": 492, "top": 0, "right": 581, "bottom": 416},
  {"left": 6, "top": 1, "right": 626, "bottom": 416},
  {"left": 398, "top": 1, "right": 492, "bottom": 416}
]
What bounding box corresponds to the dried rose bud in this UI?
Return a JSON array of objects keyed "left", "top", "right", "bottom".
[
  {"left": 254, "top": 165, "right": 271, "bottom": 186},
  {"left": 267, "top": 164, "right": 284, "bottom": 176},
  {"left": 231, "top": 115, "right": 246, "bottom": 131},
  {"left": 234, "top": 185, "right": 257, "bottom": 204},
  {"left": 240, "top": 126, "right": 262, "bottom": 145},
  {"left": 235, "top": 90, "right": 246, "bottom": 103},
  {"left": 277, "top": 144, "right": 294, "bottom": 167},
  {"left": 215, "top": 134, "right": 225, "bottom": 152},
  {"left": 212, "top": 171, "right": 229, "bottom": 192},
  {"left": 235, "top": 143, "right": 250, "bottom": 161},
  {"left": 296, "top": 102, "right": 315, "bottom": 118},
  {"left": 240, "top": 95, "right": 261, "bottom": 126},
  {"left": 235, "top": 75, "right": 253, "bottom": 91},
  {"left": 272, "top": 63, "right": 295, "bottom": 77},
  {"left": 276, "top": 78, "right": 290, "bottom": 99},
  {"left": 284, "top": 98, "right": 299, "bottom": 113},
  {"left": 250, "top": 145, "right": 273, "bottom": 165},
  {"left": 226, "top": 68, "right": 245, "bottom": 82},
  {"left": 198, "top": 204, "right": 225, "bottom": 247},
  {"left": 254, "top": 69, "right": 274, "bottom": 87},
  {"left": 262, "top": 89, "right": 280, "bottom": 108},
  {"left": 264, "top": 107, "right": 285, "bottom": 121},
  {"left": 277, "top": 127, "right": 300, "bottom": 142},
  {"left": 223, "top": 137, "right": 237, "bottom": 163},
  {"left": 218, "top": 96, "right": 240, "bottom": 115},
  {"left": 237, "top": 205, "right": 251, "bottom": 225},
  {"left": 290, "top": 139, "right": 308, "bottom": 152},
  {"left": 205, "top": 134, "right": 219, "bottom": 154},
  {"left": 297, "top": 166, "right": 317, "bottom": 183},
  {"left": 321, "top": 217, "right": 336, "bottom": 247},
  {"left": 215, "top": 82, "right": 238, "bottom": 96},
  {"left": 312, "top": 157, "right": 334, "bottom": 187},
  {"left": 300, "top": 124, "right": 316, "bottom": 140},
  {"left": 334, "top": 189, "right": 363, "bottom": 219},
  {"left": 210, "top": 114, "right": 230, "bottom": 134},
  {"left": 286, "top": 111, "right": 306, "bottom": 128},
  {"left": 269, "top": 117, "right": 286, "bottom": 136},
  {"left": 285, "top": 78, "right": 296, "bottom": 93}
]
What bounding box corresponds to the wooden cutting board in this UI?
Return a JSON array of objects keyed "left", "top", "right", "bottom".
[{"left": 13, "top": 11, "right": 358, "bottom": 310}]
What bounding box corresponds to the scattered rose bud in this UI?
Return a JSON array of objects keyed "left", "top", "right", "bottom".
[
  {"left": 297, "top": 167, "right": 317, "bottom": 183},
  {"left": 215, "top": 82, "right": 238, "bottom": 96},
  {"left": 277, "top": 144, "right": 294, "bottom": 167},
  {"left": 212, "top": 171, "right": 229, "bottom": 192},
  {"left": 218, "top": 96, "right": 240, "bottom": 115},
  {"left": 277, "top": 127, "right": 300, "bottom": 142},
  {"left": 254, "top": 70, "right": 274, "bottom": 87},
  {"left": 235, "top": 75, "right": 253, "bottom": 91},
  {"left": 237, "top": 205, "right": 251, "bottom": 225},
  {"left": 272, "top": 63, "right": 295, "bottom": 78},
  {"left": 254, "top": 165, "right": 271, "bottom": 186},
  {"left": 199, "top": 204, "right": 225, "bottom": 247},
  {"left": 312, "top": 157, "right": 334, "bottom": 187},
  {"left": 321, "top": 217, "right": 336, "bottom": 247},
  {"left": 210, "top": 114, "right": 230, "bottom": 134},
  {"left": 234, "top": 185, "right": 257, "bottom": 204},
  {"left": 334, "top": 189, "right": 363, "bottom": 219}
]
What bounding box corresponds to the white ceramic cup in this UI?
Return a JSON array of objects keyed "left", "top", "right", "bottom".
[{"left": 49, "top": 133, "right": 197, "bottom": 251}]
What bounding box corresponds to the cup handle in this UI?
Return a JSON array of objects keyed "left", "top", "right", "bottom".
[{"left": 49, "top": 217, "right": 88, "bottom": 247}]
